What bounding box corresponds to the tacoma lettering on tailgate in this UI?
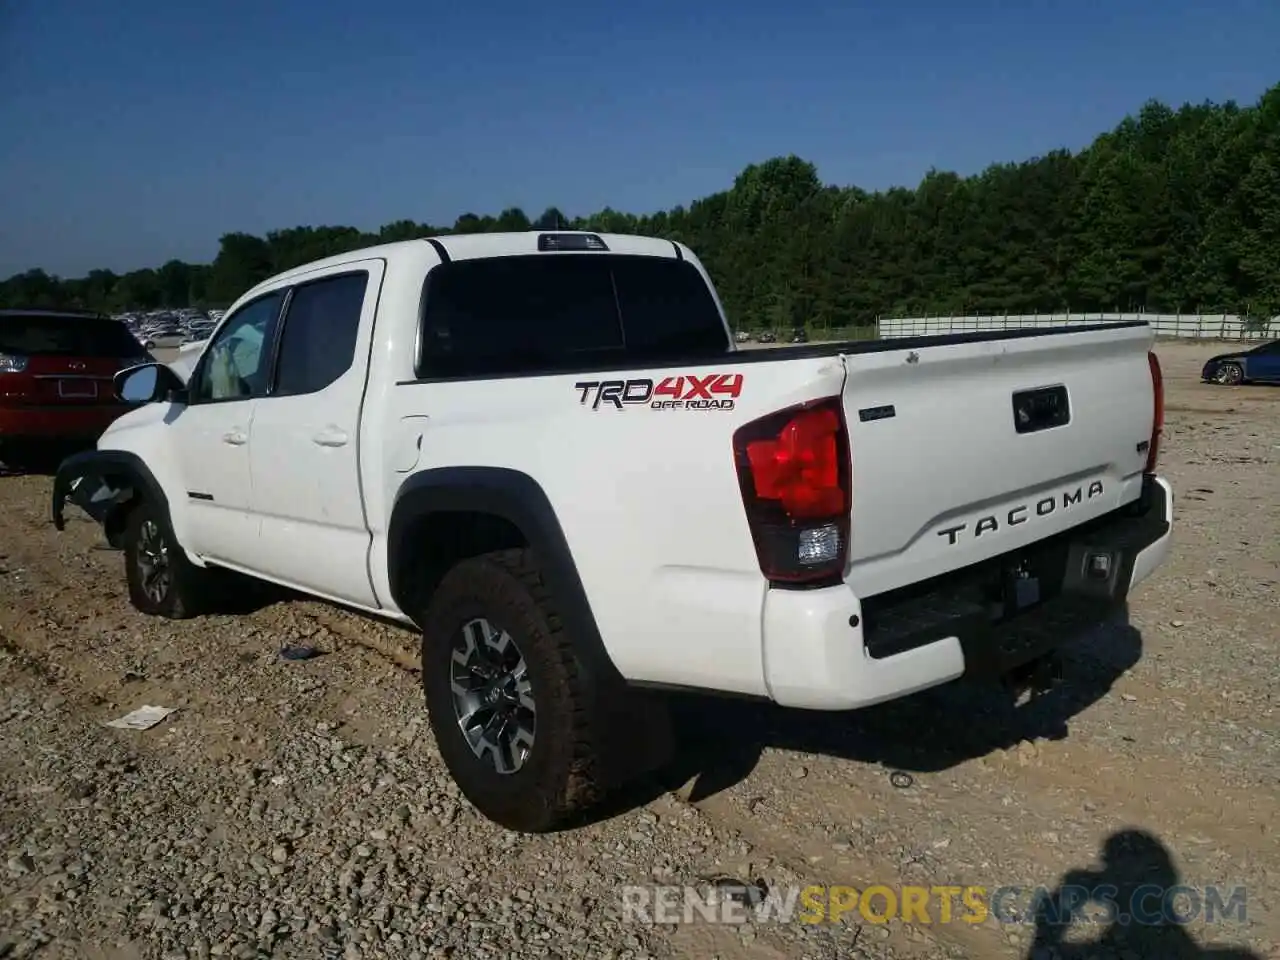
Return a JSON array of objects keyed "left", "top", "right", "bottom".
[
  {"left": 575, "top": 374, "right": 743, "bottom": 411},
  {"left": 936, "top": 480, "right": 1106, "bottom": 545}
]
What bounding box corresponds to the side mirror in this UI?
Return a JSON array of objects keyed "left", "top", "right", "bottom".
[{"left": 114, "top": 362, "right": 186, "bottom": 405}]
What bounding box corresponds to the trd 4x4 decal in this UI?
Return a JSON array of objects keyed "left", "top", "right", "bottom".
[{"left": 575, "top": 374, "right": 743, "bottom": 411}]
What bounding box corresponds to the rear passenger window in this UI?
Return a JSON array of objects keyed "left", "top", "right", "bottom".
[
  {"left": 273, "top": 272, "right": 369, "bottom": 396},
  {"left": 418, "top": 254, "right": 726, "bottom": 378},
  {"left": 611, "top": 257, "right": 727, "bottom": 356},
  {"left": 419, "top": 256, "right": 622, "bottom": 378}
]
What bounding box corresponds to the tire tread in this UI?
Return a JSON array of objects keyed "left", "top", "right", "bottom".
[{"left": 420, "top": 547, "right": 604, "bottom": 831}]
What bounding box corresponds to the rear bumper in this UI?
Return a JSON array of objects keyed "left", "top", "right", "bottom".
[
  {"left": 761, "top": 475, "right": 1173, "bottom": 710},
  {"left": 0, "top": 404, "right": 128, "bottom": 441}
]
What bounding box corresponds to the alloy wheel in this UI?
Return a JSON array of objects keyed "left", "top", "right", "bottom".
[
  {"left": 136, "top": 520, "right": 172, "bottom": 604},
  {"left": 449, "top": 617, "right": 537, "bottom": 774}
]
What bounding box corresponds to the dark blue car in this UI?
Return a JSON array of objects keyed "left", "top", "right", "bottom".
[{"left": 1201, "top": 339, "right": 1280, "bottom": 385}]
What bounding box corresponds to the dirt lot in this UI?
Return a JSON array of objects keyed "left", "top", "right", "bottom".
[{"left": 1, "top": 340, "right": 1276, "bottom": 959}]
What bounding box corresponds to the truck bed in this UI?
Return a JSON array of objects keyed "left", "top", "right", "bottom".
[
  {"left": 728, "top": 320, "right": 1147, "bottom": 366},
  {"left": 718, "top": 320, "right": 1156, "bottom": 596}
]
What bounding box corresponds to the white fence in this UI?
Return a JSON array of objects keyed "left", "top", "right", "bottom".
[{"left": 876, "top": 312, "right": 1279, "bottom": 341}]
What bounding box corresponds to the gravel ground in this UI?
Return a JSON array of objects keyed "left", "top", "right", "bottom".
[{"left": 1, "top": 340, "right": 1276, "bottom": 960}]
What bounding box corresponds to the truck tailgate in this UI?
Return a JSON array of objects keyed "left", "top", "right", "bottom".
[{"left": 840, "top": 323, "right": 1157, "bottom": 598}]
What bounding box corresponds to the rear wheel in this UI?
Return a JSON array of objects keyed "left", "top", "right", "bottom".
[
  {"left": 122, "top": 499, "right": 218, "bottom": 619},
  {"left": 420, "top": 548, "right": 604, "bottom": 832}
]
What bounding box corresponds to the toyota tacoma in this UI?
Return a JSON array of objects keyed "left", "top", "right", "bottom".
[{"left": 51, "top": 231, "right": 1174, "bottom": 832}]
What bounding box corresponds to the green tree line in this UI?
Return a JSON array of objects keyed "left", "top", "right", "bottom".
[{"left": 3, "top": 83, "right": 1278, "bottom": 330}]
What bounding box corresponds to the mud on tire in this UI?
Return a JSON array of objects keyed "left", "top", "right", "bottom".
[{"left": 420, "top": 548, "right": 605, "bottom": 833}]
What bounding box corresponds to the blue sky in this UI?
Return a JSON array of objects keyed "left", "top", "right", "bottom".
[{"left": 1, "top": 0, "right": 1277, "bottom": 279}]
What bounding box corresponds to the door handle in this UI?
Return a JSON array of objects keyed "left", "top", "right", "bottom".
[
  {"left": 312, "top": 427, "right": 349, "bottom": 448},
  {"left": 222, "top": 429, "right": 247, "bottom": 446}
]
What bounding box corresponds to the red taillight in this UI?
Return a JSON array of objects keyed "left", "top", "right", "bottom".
[
  {"left": 0, "top": 352, "right": 33, "bottom": 401},
  {"left": 0, "top": 352, "right": 30, "bottom": 374},
  {"left": 733, "top": 396, "right": 851, "bottom": 585},
  {"left": 1146, "top": 350, "right": 1163, "bottom": 474},
  {"left": 745, "top": 406, "right": 844, "bottom": 516}
]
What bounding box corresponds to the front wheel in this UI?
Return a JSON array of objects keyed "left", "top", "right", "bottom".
[
  {"left": 420, "top": 549, "right": 605, "bottom": 833},
  {"left": 122, "top": 500, "right": 216, "bottom": 619},
  {"left": 1213, "top": 362, "right": 1244, "bottom": 385}
]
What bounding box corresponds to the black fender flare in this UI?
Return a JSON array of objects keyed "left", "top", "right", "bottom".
[
  {"left": 387, "top": 466, "right": 626, "bottom": 692},
  {"left": 51, "top": 449, "right": 170, "bottom": 546}
]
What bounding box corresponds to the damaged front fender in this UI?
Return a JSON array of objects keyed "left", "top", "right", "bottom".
[
  {"left": 53, "top": 450, "right": 109, "bottom": 530},
  {"left": 51, "top": 449, "right": 167, "bottom": 547}
]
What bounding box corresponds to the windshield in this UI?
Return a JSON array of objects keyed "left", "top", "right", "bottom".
[{"left": 0, "top": 314, "right": 147, "bottom": 358}]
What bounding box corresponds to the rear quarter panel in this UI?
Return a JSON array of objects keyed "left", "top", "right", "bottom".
[{"left": 381, "top": 356, "right": 847, "bottom": 696}]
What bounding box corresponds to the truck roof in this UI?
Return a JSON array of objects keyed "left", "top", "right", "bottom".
[{"left": 259, "top": 232, "right": 685, "bottom": 289}]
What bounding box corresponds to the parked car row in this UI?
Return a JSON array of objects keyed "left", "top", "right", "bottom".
[
  {"left": 734, "top": 327, "right": 808, "bottom": 344},
  {"left": 115, "top": 308, "right": 223, "bottom": 350}
]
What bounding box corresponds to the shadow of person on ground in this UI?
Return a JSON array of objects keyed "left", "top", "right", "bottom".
[
  {"left": 1026, "top": 829, "right": 1261, "bottom": 959},
  {"left": 585, "top": 605, "right": 1145, "bottom": 824}
]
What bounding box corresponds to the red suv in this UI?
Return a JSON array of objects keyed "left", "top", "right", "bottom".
[{"left": 1, "top": 309, "right": 151, "bottom": 465}]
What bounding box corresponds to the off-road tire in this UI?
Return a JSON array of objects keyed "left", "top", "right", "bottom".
[
  {"left": 122, "top": 499, "right": 217, "bottom": 619},
  {"left": 420, "top": 548, "right": 603, "bottom": 832}
]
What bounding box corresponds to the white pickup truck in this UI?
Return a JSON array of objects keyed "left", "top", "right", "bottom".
[{"left": 52, "top": 231, "right": 1173, "bottom": 832}]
